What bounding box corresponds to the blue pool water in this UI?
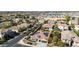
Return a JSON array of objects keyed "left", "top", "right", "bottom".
[
  {"left": 38, "top": 42, "right": 47, "bottom": 47},
  {"left": 44, "top": 32, "right": 49, "bottom": 37}
]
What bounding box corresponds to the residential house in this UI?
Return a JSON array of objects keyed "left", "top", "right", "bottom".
[
  {"left": 47, "top": 20, "right": 55, "bottom": 24},
  {"left": 42, "top": 23, "right": 53, "bottom": 31},
  {"left": 10, "top": 26, "right": 19, "bottom": 33},
  {"left": 61, "top": 31, "right": 79, "bottom": 47},
  {"left": 58, "top": 24, "right": 68, "bottom": 31},
  {"left": 11, "top": 18, "right": 21, "bottom": 25},
  {"left": 31, "top": 31, "right": 47, "bottom": 42},
  {"left": 29, "top": 30, "right": 51, "bottom": 47},
  {"left": 61, "top": 31, "right": 73, "bottom": 44}
]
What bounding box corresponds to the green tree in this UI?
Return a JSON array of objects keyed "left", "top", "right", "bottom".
[
  {"left": 78, "top": 17, "right": 79, "bottom": 25},
  {"left": 32, "top": 16, "right": 35, "bottom": 19},
  {"left": 48, "top": 37, "right": 53, "bottom": 43},
  {"left": 57, "top": 41, "right": 65, "bottom": 47},
  {"left": 71, "top": 23, "right": 75, "bottom": 29},
  {"left": 0, "top": 38, "right": 4, "bottom": 44},
  {"left": 26, "top": 15, "right": 30, "bottom": 19},
  {"left": 0, "top": 16, "right": 3, "bottom": 19},
  {"left": 52, "top": 36, "right": 58, "bottom": 43},
  {"left": 2, "top": 22, "right": 12, "bottom": 28},
  {"left": 48, "top": 26, "right": 64, "bottom": 47},
  {"left": 52, "top": 30, "right": 61, "bottom": 38},
  {"left": 73, "top": 29, "right": 79, "bottom": 37},
  {"left": 65, "top": 15, "right": 71, "bottom": 25},
  {"left": 18, "top": 27, "right": 27, "bottom": 32},
  {"left": 44, "top": 20, "right": 48, "bottom": 24}
]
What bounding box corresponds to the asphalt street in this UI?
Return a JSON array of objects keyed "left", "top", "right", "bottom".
[
  {"left": 1, "top": 34, "right": 25, "bottom": 47},
  {"left": 1, "top": 23, "right": 42, "bottom": 47}
]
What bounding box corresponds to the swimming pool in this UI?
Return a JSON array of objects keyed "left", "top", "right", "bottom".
[{"left": 37, "top": 42, "right": 47, "bottom": 47}]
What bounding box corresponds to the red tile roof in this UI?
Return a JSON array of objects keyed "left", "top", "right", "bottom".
[
  {"left": 34, "top": 31, "right": 47, "bottom": 41},
  {"left": 43, "top": 24, "right": 53, "bottom": 28}
]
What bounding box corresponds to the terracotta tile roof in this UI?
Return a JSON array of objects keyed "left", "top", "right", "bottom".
[
  {"left": 34, "top": 31, "right": 47, "bottom": 41},
  {"left": 43, "top": 24, "right": 53, "bottom": 28},
  {"left": 58, "top": 24, "right": 64, "bottom": 27}
]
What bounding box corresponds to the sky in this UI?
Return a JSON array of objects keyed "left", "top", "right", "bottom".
[{"left": 0, "top": 0, "right": 78, "bottom": 11}]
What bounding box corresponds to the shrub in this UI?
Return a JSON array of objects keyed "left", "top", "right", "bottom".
[
  {"left": 0, "top": 37, "right": 6, "bottom": 44},
  {"left": 73, "top": 29, "right": 79, "bottom": 36},
  {"left": 18, "top": 27, "right": 27, "bottom": 32},
  {"left": 2, "top": 22, "right": 12, "bottom": 28}
]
